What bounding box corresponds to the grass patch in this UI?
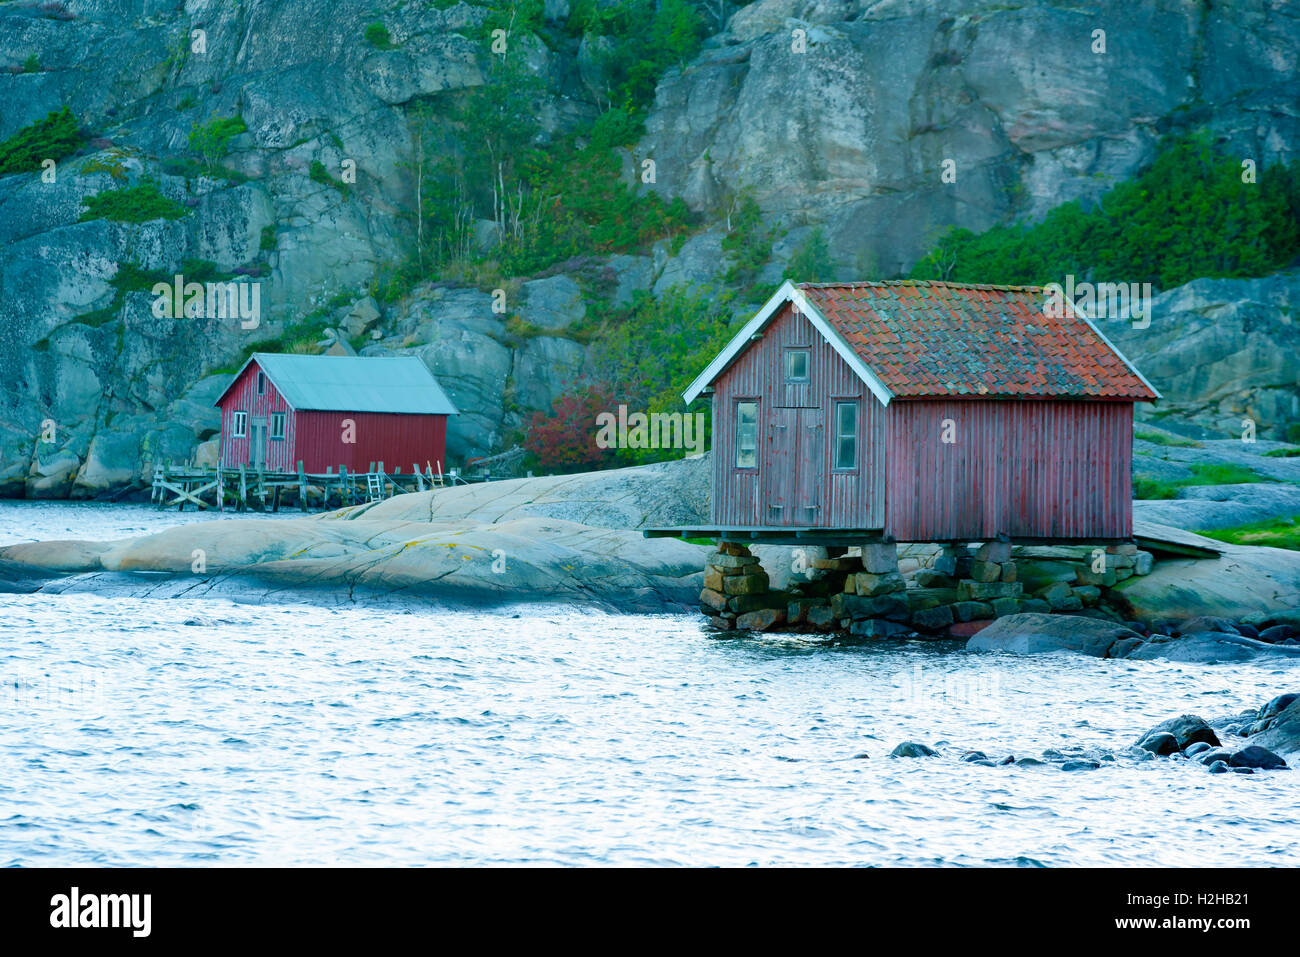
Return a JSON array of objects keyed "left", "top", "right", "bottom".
[
  {"left": 79, "top": 177, "right": 188, "bottom": 223},
  {"left": 1263, "top": 447, "right": 1300, "bottom": 458},
  {"left": 309, "top": 159, "right": 349, "bottom": 196},
  {"left": 364, "top": 22, "right": 395, "bottom": 49},
  {"left": 1199, "top": 515, "right": 1300, "bottom": 551},
  {"left": 1134, "top": 462, "right": 1268, "bottom": 499},
  {"left": 1135, "top": 430, "right": 1201, "bottom": 447}
]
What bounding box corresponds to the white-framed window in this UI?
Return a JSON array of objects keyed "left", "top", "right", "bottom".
[
  {"left": 834, "top": 401, "right": 858, "bottom": 470},
  {"left": 270, "top": 412, "right": 286, "bottom": 440},
  {"left": 735, "top": 400, "right": 758, "bottom": 469},
  {"left": 256, "top": 371, "right": 267, "bottom": 395},
  {"left": 232, "top": 411, "right": 248, "bottom": 438},
  {"left": 784, "top": 349, "right": 810, "bottom": 382}
]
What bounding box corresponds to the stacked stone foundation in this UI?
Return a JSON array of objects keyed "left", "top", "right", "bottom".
[{"left": 699, "top": 539, "right": 1156, "bottom": 638}]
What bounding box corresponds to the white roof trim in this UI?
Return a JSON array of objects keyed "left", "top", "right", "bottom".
[
  {"left": 1065, "top": 303, "right": 1163, "bottom": 401},
  {"left": 681, "top": 281, "right": 895, "bottom": 407},
  {"left": 791, "top": 286, "right": 894, "bottom": 407}
]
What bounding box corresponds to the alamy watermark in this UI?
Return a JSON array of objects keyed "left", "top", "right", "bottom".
[
  {"left": 1043, "top": 274, "right": 1152, "bottom": 329},
  {"left": 151, "top": 273, "right": 261, "bottom": 328},
  {"left": 594, "top": 405, "right": 706, "bottom": 457}
]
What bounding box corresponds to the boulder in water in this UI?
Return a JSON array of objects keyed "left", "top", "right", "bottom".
[
  {"left": 890, "top": 741, "right": 937, "bottom": 758},
  {"left": 1228, "top": 746, "right": 1287, "bottom": 770},
  {"left": 1139, "top": 714, "right": 1220, "bottom": 751},
  {"left": 965, "top": 613, "right": 1141, "bottom": 658}
]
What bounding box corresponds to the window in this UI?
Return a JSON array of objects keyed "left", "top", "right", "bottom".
[
  {"left": 255, "top": 371, "right": 267, "bottom": 395},
  {"left": 232, "top": 411, "right": 248, "bottom": 438},
  {"left": 735, "top": 401, "right": 758, "bottom": 469},
  {"left": 270, "top": 412, "right": 286, "bottom": 440},
  {"left": 834, "top": 401, "right": 858, "bottom": 470},
  {"left": 784, "top": 349, "right": 809, "bottom": 382}
]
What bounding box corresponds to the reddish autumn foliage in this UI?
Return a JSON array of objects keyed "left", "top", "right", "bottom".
[{"left": 524, "top": 387, "right": 614, "bottom": 473}]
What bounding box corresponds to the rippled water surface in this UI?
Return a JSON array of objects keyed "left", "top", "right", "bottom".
[{"left": 2, "top": 503, "right": 1298, "bottom": 866}]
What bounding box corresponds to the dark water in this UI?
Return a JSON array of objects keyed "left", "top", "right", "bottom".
[{"left": 1, "top": 503, "right": 1297, "bottom": 866}]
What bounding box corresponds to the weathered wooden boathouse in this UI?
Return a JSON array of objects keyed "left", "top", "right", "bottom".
[
  {"left": 648, "top": 279, "right": 1176, "bottom": 635},
  {"left": 213, "top": 354, "right": 458, "bottom": 474},
  {"left": 682, "top": 279, "right": 1159, "bottom": 541}
]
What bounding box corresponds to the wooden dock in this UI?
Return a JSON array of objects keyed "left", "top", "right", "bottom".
[{"left": 151, "top": 460, "right": 456, "bottom": 512}]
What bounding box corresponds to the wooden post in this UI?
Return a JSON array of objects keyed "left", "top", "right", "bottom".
[
  {"left": 217, "top": 465, "right": 224, "bottom": 512},
  {"left": 298, "top": 461, "right": 308, "bottom": 512},
  {"left": 340, "top": 466, "right": 348, "bottom": 506}
]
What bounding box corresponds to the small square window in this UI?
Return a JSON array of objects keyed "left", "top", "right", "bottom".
[
  {"left": 785, "top": 349, "right": 809, "bottom": 382},
  {"left": 270, "top": 412, "right": 286, "bottom": 440},
  {"left": 735, "top": 401, "right": 758, "bottom": 469},
  {"left": 232, "top": 411, "right": 248, "bottom": 438}
]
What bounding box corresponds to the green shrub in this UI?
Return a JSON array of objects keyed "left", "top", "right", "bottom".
[
  {"left": 722, "top": 193, "right": 776, "bottom": 287},
  {"left": 0, "top": 107, "right": 83, "bottom": 175},
  {"left": 363, "top": 22, "right": 395, "bottom": 49},
  {"left": 1263, "top": 447, "right": 1300, "bottom": 458},
  {"left": 911, "top": 132, "right": 1300, "bottom": 289},
  {"left": 22, "top": 54, "right": 39, "bottom": 73},
  {"left": 309, "top": 159, "right": 349, "bottom": 195},
  {"left": 259, "top": 225, "right": 276, "bottom": 251},
  {"left": 784, "top": 227, "right": 835, "bottom": 283},
  {"left": 78, "top": 178, "right": 188, "bottom": 223}
]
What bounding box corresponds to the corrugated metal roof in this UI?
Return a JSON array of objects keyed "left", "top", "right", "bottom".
[
  {"left": 220, "top": 354, "right": 458, "bottom": 414},
  {"left": 797, "top": 280, "right": 1158, "bottom": 400}
]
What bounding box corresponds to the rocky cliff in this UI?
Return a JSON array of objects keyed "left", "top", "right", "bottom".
[{"left": 2, "top": 0, "right": 1297, "bottom": 497}]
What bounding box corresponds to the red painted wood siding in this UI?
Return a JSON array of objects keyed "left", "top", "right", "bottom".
[
  {"left": 883, "top": 400, "right": 1133, "bottom": 540},
  {"left": 710, "top": 303, "right": 886, "bottom": 527},
  {"left": 217, "top": 360, "right": 296, "bottom": 470},
  {"left": 291, "top": 411, "right": 447, "bottom": 474}
]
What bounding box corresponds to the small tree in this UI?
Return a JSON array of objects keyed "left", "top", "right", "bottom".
[
  {"left": 188, "top": 114, "right": 247, "bottom": 173},
  {"left": 523, "top": 387, "right": 615, "bottom": 473}
]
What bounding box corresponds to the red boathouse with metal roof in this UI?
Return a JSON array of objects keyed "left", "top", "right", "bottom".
[
  {"left": 213, "top": 354, "right": 458, "bottom": 474},
  {"left": 681, "top": 280, "right": 1160, "bottom": 542}
]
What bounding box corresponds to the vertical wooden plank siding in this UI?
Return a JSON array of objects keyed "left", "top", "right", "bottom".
[
  {"left": 884, "top": 400, "right": 1133, "bottom": 540},
  {"left": 291, "top": 411, "right": 447, "bottom": 473},
  {"left": 217, "top": 360, "right": 296, "bottom": 470},
  {"left": 710, "top": 303, "right": 886, "bottom": 527}
]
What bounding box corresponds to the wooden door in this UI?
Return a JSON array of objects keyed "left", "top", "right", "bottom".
[
  {"left": 250, "top": 419, "right": 267, "bottom": 469},
  {"left": 797, "top": 407, "right": 824, "bottom": 526},
  {"left": 763, "top": 407, "right": 824, "bottom": 526}
]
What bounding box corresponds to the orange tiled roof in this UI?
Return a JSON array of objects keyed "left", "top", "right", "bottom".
[{"left": 797, "top": 280, "right": 1157, "bottom": 400}]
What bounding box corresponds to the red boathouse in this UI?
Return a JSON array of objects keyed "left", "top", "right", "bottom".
[
  {"left": 213, "top": 354, "right": 458, "bottom": 473},
  {"left": 681, "top": 280, "right": 1160, "bottom": 542}
]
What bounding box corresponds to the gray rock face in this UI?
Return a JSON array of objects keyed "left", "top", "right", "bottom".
[
  {"left": 640, "top": 2, "right": 1300, "bottom": 279},
  {"left": 965, "top": 613, "right": 1142, "bottom": 657},
  {"left": 1103, "top": 272, "right": 1300, "bottom": 441}
]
